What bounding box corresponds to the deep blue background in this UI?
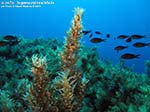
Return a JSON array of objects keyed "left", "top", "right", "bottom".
[{"left": 0, "top": 0, "right": 150, "bottom": 73}]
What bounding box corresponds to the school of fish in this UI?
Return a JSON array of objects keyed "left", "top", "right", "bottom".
[{"left": 81, "top": 30, "right": 150, "bottom": 60}]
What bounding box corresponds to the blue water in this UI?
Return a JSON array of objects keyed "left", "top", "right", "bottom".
[{"left": 0, "top": 0, "right": 150, "bottom": 73}]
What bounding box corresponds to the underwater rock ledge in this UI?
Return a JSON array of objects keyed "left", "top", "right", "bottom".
[{"left": 0, "top": 37, "right": 150, "bottom": 112}]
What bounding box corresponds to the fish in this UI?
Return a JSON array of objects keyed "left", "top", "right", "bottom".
[
  {"left": 3, "top": 35, "right": 17, "bottom": 41},
  {"left": 126, "top": 37, "right": 132, "bottom": 42},
  {"left": 89, "top": 33, "right": 93, "bottom": 38},
  {"left": 81, "top": 30, "right": 92, "bottom": 35},
  {"left": 106, "top": 34, "right": 110, "bottom": 38},
  {"left": 90, "top": 37, "right": 105, "bottom": 43},
  {"left": 133, "top": 42, "right": 150, "bottom": 48},
  {"left": 95, "top": 31, "right": 102, "bottom": 35},
  {"left": 114, "top": 46, "right": 128, "bottom": 52},
  {"left": 9, "top": 40, "right": 21, "bottom": 46},
  {"left": 117, "top": 35, "right": 128, "bottom": 39},
  {"left": 120, "top": 53, "right": 140, "bottom": 59},
  {"left": 130, "top": 34, "right": 145, "bottom": 39},
  {"left": 0, "top": 41, "right": 9, "bottom": 46}
]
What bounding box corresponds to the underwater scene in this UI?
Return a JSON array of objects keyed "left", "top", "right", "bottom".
[{"left": 0, "top": 0, "right": 150, "bottom": 112}]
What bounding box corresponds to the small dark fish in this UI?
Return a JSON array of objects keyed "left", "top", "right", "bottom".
[
  {"left": 89, "top": 33, "right": 93, "bottom": 38},
  {"left": 106, "top": 34, "right": 110, "bottom": 38},
  {"left": 133, "top": 42, "right": 150, "bottom": 48},
  {"left": 121, "top": 53, "right": 140, "bottom": 59},
  {"left": 126, "top": 37, "right": 132, "bottom": 42},
  {"left": 95, "top": 31, "right": 102, "bottom": 35},
  {"left": 117, "top": 35, "right": 128, "bottom": 39},
  {"left": 90, "top": 38, "right": 105, "bottom": 43},
  {"left": 3, "top": 35, "right": 17, "bottom": 41},
  {"left": 114, "top": 46, "right": 128, "bottom": 52},
  {"left": 0, "top": 41, "right": 9, "bottom": 46},
  {"left": 130, "top": 34, "right": 145, "bottom": 39},
  {"left": 82, "top": 30, "right": 91, "bottom": 35},
  {"left": 9, "top": 40, "right": 21, "bottom": 46}
]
